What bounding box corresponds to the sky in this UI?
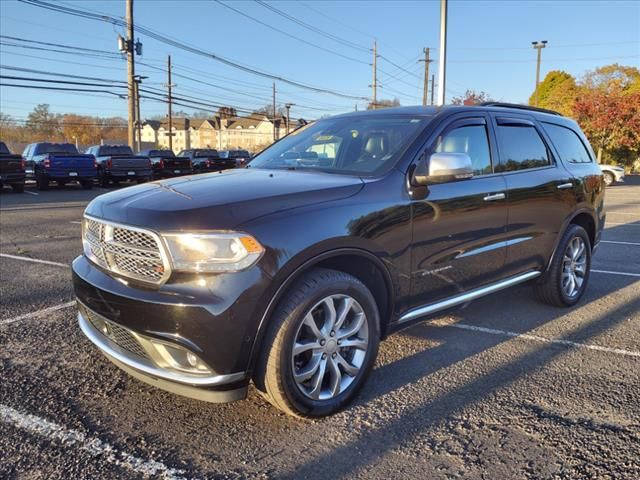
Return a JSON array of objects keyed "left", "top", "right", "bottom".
[{"left": 1, "top": 0, "right": 639, "bottom": 123}]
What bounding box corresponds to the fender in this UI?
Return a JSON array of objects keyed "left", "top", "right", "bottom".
[
  {"left": 246, "top": 246, "right": 395, "bottom": 373},
  {"left": 543, "top": 207, "right": 598, "bottom": 275}
]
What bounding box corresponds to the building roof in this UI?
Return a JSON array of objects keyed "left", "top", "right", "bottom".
[
  {"left": 143, "top": 120, "right": 161, "bottom": 129},
  {"left": 227, "top": 115, "right": 267, "bottom": 129},
  {"left": 160, "top": 118, "right": 189, "bottom": 130}
]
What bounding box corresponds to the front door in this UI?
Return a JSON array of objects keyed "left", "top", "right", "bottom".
[{"left": 409, "top": 115, "right": 509, "bottom": 309}]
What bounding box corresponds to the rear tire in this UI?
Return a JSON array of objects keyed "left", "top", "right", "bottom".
[
  {"left": 81, "top": 180, "right": 93, "bottom": 190},
  {"left": 254, "top": 268, "right": 380, "bottom": 418},
  {"left": 11, "top": 183, "right": 25, "bottom": 193},
  {"left": 603, "top": 172, "right": 615, "bottom": 186},
  {"left": 99, "top": 170, "right": 110, "bottom": 188},
  {"left": 535, "top": 224, "right": 591, "bottom": 307},
  {"left": 36, "top": 174, "right": 48, "bottom": 191}
]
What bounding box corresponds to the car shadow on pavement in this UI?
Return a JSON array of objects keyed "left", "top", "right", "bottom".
[{"left": 278, "top": 279, "right": 638, "bottom": 480}]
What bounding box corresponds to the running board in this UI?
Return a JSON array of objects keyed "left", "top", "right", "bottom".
[{"left": 398, "top": 271, "right": 541, "bottom": 324}]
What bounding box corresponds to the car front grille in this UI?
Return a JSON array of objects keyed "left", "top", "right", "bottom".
[
  {"left": 79, "top": 302, "right": 150, "bottom": 360},
  {"left": 83, "top": 216, "right": 169, "bottom": 285}
]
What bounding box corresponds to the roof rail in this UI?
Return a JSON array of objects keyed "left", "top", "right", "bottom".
[{"left": 478, "top": 102, "right": 563, "bottom": 116}]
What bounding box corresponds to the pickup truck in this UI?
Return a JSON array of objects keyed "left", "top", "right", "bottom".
[
  {"left": 139, "top": 149, "right": 193, "bottom": 179},
  {"left": 0, "top": 141, "right": 25, "bottom": 193},
  {"left": 86, "top": 145, "right": 152, "bottom": 188},
  {"left": 23, "top": 142, "right": 96, "bottom": 190},
  {"left": 177, "top": 148, "right": 236, "bottom": 173},
  {"left": 219, "top": 149, "right": 251, "bottom": 168}
]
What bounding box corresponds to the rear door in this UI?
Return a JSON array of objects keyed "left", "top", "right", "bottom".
[
  {"left": 409, "top": 114, "right": 509, "bottom": 307},
  {"left": 490, "top": 113, "right": 576, "bottom": 276}
]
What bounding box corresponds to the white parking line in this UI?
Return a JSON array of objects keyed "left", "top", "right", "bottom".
[
  {"left": 600, "top": 240, "right": 640, "bottom": 246},
  {"left": 606, "top": 222, "right": 640, "bottom": 227},
  {"left": 444, "top": 323, "right": 640, "bottom": 358},
  {"left": 607, "top": 211, "right": 640, "bottom": 215},
  {"left": 23, "top": 190, "right": 39, "bottom": 196},
  {"left": 592, "top": 269, "right": 640, "bottom": 278},
  {"left": 0, "top": 253, "right": 69, "bottom": 268},
  {"left": 70, "top": 221, "right": 82, "bottom": 224},
  {"left": 0, "top": 404, "right": 188, "bottom": 479},
  {"left": 0, "top": 301, "right": 76, "bottom": 326}
]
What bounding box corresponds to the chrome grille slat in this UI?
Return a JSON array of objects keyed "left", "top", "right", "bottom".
[{"left": 83, "top": 216, "right": 169, "bottom": 284}]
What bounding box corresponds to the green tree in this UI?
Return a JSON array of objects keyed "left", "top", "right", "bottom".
[
  {"left": 529, "top": 70, "right": 578, "bottom": 116},
  {"left": 26, "top": 104, "right": 61, "bottom": 139},
  {"left": 582, "top": 64, "right": 640, "bottom": 95}
]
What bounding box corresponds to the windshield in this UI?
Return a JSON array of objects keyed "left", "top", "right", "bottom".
[
  {"left": 249, "top": 115, "right": 429, "bottom": 176},
  {"left": 194, "top": 149, "right": 219, "bottom": 157},
  {"left": 35, "top": 143, "right": 79, "bottom": 155},
  {"left": 100, "top": 145, "right": 133, "bottom": 156}
]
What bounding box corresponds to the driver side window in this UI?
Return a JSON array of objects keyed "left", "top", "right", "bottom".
[{"left": 435, "top": 125, "right": 492, "bottom": 176}]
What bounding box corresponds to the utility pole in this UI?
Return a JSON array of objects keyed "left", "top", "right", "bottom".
[
  {"left": 125, "top": 0, "right": 135, "bottom": 148},
  {"left": 371, "top": 40, "right": 378, "bottom": 109},
  {"left": 532, "top": 40, "right": 548, "bottom": 106},
  {"left": 284, "top": 103, "right": 295, "bottom": 135},
  {"left": 167, "top": 55, "right": 174, "bottom": 152},
  {"left": 272, "top": 82, "right": 277, "bottom": 141},
  {"left": 419, "top": 47, "right": 432, "bottom": 106},
  {"left": 437, "top": 0, "right": 448, "bottom": 106},
  {"left": 431, "top": 74, "right": 435, "bottom": 105}
]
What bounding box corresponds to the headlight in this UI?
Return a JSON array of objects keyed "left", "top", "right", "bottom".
[{"left": 162, "top": 232, "right": 264, "bottom": 272}]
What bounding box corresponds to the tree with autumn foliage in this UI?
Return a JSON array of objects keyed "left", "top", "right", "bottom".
[
  {"left": 530, "top": 64, "right": 640, "bottom": 167},
  {"left": 451, "top": 89, "right": 493, "bottom": 105}
]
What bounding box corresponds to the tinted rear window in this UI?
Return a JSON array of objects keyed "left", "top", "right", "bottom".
[
  {"left": 147, "top": 150, "right": 175, "bottom": 157},
  {"left": 0, "top": 143, "right": 10, "bottom": 155},
  {"left": 543, "top": 123, "right": 592, "bottom": 164},
  {"left": 99, "top": 145, "right": 134, "bottom": 156},
  {"left": 194, "top": 149, "right": 219, "bottom": 157},
  {"left": 229, "top": 150, "right": 249, "bottom": 157},
  {"left": 495, "top": 125, "right": 550, "bottom": 172},
  {"left": 34, "top": 143, "right": 79, "bottom": 155}
]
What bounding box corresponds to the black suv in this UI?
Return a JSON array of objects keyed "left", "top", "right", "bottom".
[{"left": 73, "top": 104, "right": 604, "bottom": 417}]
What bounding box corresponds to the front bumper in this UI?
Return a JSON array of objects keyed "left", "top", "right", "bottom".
[{"left": 72, "top": 254, "right": 271, "bottom": 402}]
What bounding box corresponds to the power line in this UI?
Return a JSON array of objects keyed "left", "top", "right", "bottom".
[
  {"left": 212, "top": 0, "right": 369, "bottom": 65},
  {"left": 0, "top": 35, "right": 121, "bottom": 57},
  {"left": 253, "top": 0, "right": 369, "bottom": 53},
  {"left": 18, "top": 0, "right": 369, "bottom": 101}
]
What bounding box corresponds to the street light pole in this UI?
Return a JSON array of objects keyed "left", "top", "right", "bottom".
[
  {"left": 133, "top": 75, "right": 147, "bottom": 152},
  {"left": 532, "top": 40, "right": 548, "bottom": 106},
  {"left": 284, "top": 103, "right": 295, "bottom": 134},
  {"left": 437, "top": 0, "right": 448, "bottom": 106}
]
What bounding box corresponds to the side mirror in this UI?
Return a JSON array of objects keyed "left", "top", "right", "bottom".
[{"left": 413, "top": 152, "right": 473, "bottom": 185}]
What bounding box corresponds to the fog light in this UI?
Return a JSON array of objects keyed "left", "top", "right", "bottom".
[
  {"left": 147, "top": 340, "right": 212, "bottom": 375},
  {"left": 187, "top": 351, "right": 198, "bottom": 367}
]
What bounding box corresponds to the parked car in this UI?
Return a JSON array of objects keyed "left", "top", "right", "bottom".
[
  {"left": 177, "top": 148, "right": 236, "bottom": 173},
  {"left": 23, "top": 142, "right": 95, "bottom": 190},
  {"left": 219, "top": 149, "right": 251, "bottom": 167},
  {"left": 599, "top": 164, "right": 625, "bottom": 186},
  {"left": 85, "top": 145, "right": 152, "bottom": 188},
  {"left": 73, "top": 103, "right": 604, "bottom": 417},
  {"left": 138, "top": 149, "right": 192, "bottom": 179},
  {"left": 0, "top": 141, "right": 26, "bottom": 193}
]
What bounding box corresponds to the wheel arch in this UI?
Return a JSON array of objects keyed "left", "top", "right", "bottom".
[
  {"left": 544, "top": 209, "right": 597, "bottom": 275},
  {"left": 247, "top": 248, "right": 395, "bottom": 372}
]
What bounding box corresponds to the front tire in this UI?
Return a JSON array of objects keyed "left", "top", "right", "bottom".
[
  {"left": 535, "top": 224, "right": 591, "bottom": 307},
  {"left": 11, "top": 183, "right": 25, "bottom": 193},
  {"left": 603, "top": 172, "right": 615, "bottom": 186},
  {"left": 36, "top": 174, "right": 48, "bottom": 191},
  {"left": 254, "top": 268, "right": 380, "bottom": 418}
]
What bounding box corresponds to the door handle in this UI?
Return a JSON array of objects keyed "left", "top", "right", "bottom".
[
  {"left": 483, "top": 192, "right": 506, "bottom": 201},
  {"left": 557, "top": 182, "right": 573, "bottom": 190}
]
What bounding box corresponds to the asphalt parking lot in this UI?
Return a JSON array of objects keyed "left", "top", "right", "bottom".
[{"left": 1, "top": 178, "right": 638, "bottom": 480}]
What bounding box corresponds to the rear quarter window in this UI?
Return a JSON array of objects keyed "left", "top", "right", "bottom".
[
  {"left": 495, "top": 124, "right": 550, "bottom": 172},
  {"left": 542, "top": 123, "right": 593, "bottom": 164}
]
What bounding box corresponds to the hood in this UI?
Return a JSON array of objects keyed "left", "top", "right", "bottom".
[{"left": 85, "top": 168, "right": 364, "bottom": 231}]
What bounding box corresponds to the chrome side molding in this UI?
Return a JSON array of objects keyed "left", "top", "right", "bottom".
[{"left": 398, "top": 270, "right": 541, "bottom": 324}]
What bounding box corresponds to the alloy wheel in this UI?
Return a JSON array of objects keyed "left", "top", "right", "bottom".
[
  {"left": 562, "top": 236, "right": 587, "bottom": 298},
  {"left": 291, "top": 294, "right": 369, "bottom": 401}
]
